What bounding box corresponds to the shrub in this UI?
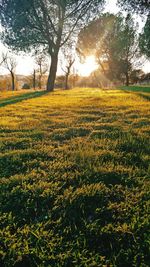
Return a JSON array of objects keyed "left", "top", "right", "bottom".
[{"left": 22, "top": 83, "right": 31, "bottom": 89}]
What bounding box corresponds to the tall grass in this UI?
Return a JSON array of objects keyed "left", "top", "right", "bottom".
[{"left": 0, "top": 87, "right": 150, "bottom": 266}]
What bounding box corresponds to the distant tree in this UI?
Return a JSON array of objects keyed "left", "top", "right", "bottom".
[
  {"left": 23, "top": 73, "right": 37, "bottom": 89},
  {"left": 130, "top": 69, "right": 145, "bottom": 84},
  {"left": 0, "top": 76, "right": 12, "bottom": 91},
  {"left": 35, "top": 54, "right": 48, "bottom": 89},
  {"left": 2, "top": 53, "right": 17, "bottom": 91},
  {"left": 64, "top": 56, "right": 75, "bottom": 89},
  {"left": 61, "top": 44, "right": 75, "bottom": 89},
  {"left": 69, "top": 72, "right": 79, "bottom": 88},
  {"left": 0, "top": 0, "right": 105, "bottom": 92},
  {"left": 142, "top": 72, "right": 150, "bottom": 84},
  {"left": 55, "top": 75, "right": 65, "bottom": 88},
  {"left": 22, "top": 83, "right": 31, "bottom": 89},
  {"left": 77, "top": 13, "right": 139, "bottom": 86},
  {"left": 33, "top": 69, "right": 36, "bottom": 90}
]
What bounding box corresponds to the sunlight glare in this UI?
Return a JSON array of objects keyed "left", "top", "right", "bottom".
[{"left": 78, "top": 55, "right": 98, "bottom": 77}]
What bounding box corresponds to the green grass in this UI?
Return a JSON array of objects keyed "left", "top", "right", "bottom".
[
  {"left": 119, "top": 85, "right": 150, "bottom": 93},
  {"left": 0, "top": 87, "right": 150, "bottom": 266},
  {"left": 0, "top": 91, "right": 48, "bottom": 107}
]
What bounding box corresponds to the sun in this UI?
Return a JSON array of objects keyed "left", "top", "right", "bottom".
[{"left": 78, "top": 55, "right": 98, "bottom": 77}]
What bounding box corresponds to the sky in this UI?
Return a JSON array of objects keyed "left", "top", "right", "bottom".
[{"left": 0, "top": 0, "right": 149, "bottom": 76}]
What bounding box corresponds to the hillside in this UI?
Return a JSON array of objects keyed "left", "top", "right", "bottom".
[{"left": 0, "top": 87, "right": 150, "bottom": 266}]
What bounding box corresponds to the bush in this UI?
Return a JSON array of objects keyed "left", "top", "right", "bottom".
[{"left": 22, "top": 83, "right": 31, "bottom": 89}]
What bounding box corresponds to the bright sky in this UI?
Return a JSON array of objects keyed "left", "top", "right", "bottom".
[
  {"left": 76, "top": 56, "right": 99, "bottom": 76},
  {"left": 0, "top": 0, "right": 149, "bottom": 76}
]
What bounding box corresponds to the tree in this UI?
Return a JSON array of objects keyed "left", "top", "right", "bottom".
[
  {"left": 130, "top": 69, "right": 145, "bottom": 84},
  {"left": 61, "top": 44, "right": 75, "bottom": 89},
  {"left": 23, "top": 72, "right": 37, "bottom": 89},
  {"left": 63, "top": 56, "right": 75, "bottom": 89},
  {"left": 0, "top": 0, "right": 105, "bottom": 92},
  {"left": 141, "top": 72, "right": 150, "bottom": 84},
  {"left": 22, "top": 83, "right": 31, "bottom": 89},
  {"left": 33, "top": 69, "right": 36, "bottom": 90},
  {"left": 0, "top": 53, "right": 7, "bottom": 66},
  {"left": 139, "top": 15, "right": 150, "bottom": 58},
  {"left": 118, "top": 1, "right": 150, "bottom": 60},
  {"left": 35, "top": 54, "right": 48, "bottom": 89},
  {"left": 119, "top": 14, "right": 140, "bottom": 86},
  {"left": 0, "top": 75, "right": 13, "bottom": 91},
  {"left": 77, "top": 13, "right": 139, "bottom": 86},
  {"left": 2, "top": 53, "right": 17, "bottom": 91},
  {"left": 117, "top": 0, "right": 150, "bottom": 14}
]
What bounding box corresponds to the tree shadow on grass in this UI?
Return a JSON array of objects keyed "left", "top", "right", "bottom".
[
  {"left": 119, "top": 86, "right": 150, "bottom": 101},
  {"left": 0, "top": 91, "right": 48, "bottom": 108},
  {"left": 119, "top": 85, "right": 150, "bottom": 93},
  {"left": 136, "top": 92, "right": 150, "bottom": 101}
]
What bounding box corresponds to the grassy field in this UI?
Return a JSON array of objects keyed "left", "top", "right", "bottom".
[{"left": 0, "top": 87, "right": 150, "bottom": 266}]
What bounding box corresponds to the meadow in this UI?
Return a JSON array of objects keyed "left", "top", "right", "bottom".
[{"left": 0, "top": 87, "right": 150, "bottom": 266}]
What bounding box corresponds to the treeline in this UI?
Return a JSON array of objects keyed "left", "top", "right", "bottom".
[
  {"left": 0, "top": 53, "right": 49, "bottom": 91},
  {"left": 0, "top": 67, "right": 149, "bottom": 92}
]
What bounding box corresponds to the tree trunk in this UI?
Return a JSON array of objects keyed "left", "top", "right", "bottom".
[
  {"left": 33, "top": 69, "right": 36, "bottom": 90},
  {"left": 65, "top": 73, "right": 69, "bottom": 90},
  {"left": 98, "top": 59, "right": 106, "bottom": 75},
  {"left": 125, "top": 72, "right": 129, "bottom": 86},
  {"left": 39, "top": 75, "right": 42, "bottom": 89},
  {"left": 11, "top": 72, "right": 15, "bottom": 91},
  {"left": 47, "top": 54, "right": 58, "bottom": 92},
  {"left": 39, "top": 65, "right": 42, "bottom": 89}
]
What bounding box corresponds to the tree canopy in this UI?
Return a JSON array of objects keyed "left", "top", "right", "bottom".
[
  {"left": 139, "top": 15, "right": 150, "bottom": 58},
  {"left": 77, "top": 13, "right": 139, "bottom": 85},
  {"left": 118, "top": 1, "right": 150, "bottom": 60},
  {"left": 118, "top": 0, "right": 150, "bottom": 14}
]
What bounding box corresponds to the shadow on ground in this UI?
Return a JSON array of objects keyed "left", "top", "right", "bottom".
[
  {"left": 136, "top": 92, "right": 150, "bottom": 101},
  {"left": 119, "top": 86, "right": 150, "bottom": 101},
  {"left": 0, "top": 91, "right": 48, "bottom": 108},
  {"left": 119, "top": 85, "right": 150, "bottom": 93}
]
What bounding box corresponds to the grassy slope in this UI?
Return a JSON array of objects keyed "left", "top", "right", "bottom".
[{"left": 0, "top": 88, "right": 150, "bottom": 267}]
